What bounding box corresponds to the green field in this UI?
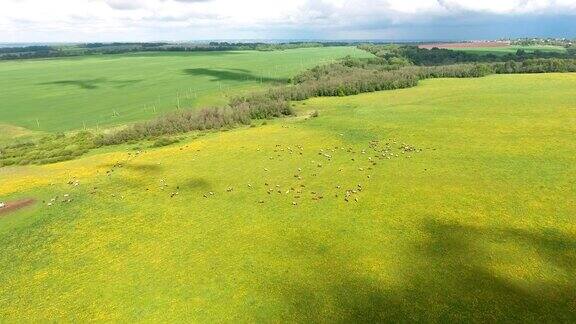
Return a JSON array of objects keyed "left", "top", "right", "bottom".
[
  {"left": 0, "top": 47, "right": 370, "bottom": 134},
  {"left": 454, "top": 45, "right": 567, "bottom": 56},
  {"left": 1, "top": 73, "right": 575, "bottom": 321}
]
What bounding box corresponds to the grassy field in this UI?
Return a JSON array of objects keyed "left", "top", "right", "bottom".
[
  {"left": 0, "top": 123, "right": 44, "bottom": 145},
  {"left": 1, "top": 73, "right": 575, "bottom": 321},
  {"left": 0, "top": 47, "right": 370, "bottom": 134},
  {"left": 454, "top": 45, "right": 567, "bottom": 56}
]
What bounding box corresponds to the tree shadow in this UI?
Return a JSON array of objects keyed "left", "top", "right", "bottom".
[
  {"left": 268, "top": 220, "right": 576, "bottom": 322},
  {"left": 38, "top": 78, "right": 143, "bottom": 90},
  {"left": 183, "top": 68, "right": 286, "bottom": 83}
]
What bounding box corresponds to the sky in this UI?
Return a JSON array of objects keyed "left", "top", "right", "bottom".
[{"left": 1, "top": 0, "right": 576, "bottom": 42}]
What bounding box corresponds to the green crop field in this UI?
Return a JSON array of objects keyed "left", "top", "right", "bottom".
[
  {"left": 454, "top": 45, "right": 567, "bottom": 56},
  {"left": 1, "top": 73, "right": 575, "bottom": 322},
  {"left": 0, "top": 47, "right": 371, "bottom": 134}
]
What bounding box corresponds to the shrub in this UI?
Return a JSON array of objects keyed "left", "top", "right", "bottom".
[
  {"left": 0, "top": 132, "right": 97, "bottom": 166},
  {"left": 229, "top": 94, "right": 293, "bottom": 119},
  {"left": 151, "top": 137, "right": 180, "bottom": 148},
  {"left": 98, "top": 106, "right": 254, "bottom": 146}
]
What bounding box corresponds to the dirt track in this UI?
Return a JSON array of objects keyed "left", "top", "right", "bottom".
[{"left": 0, "top": 198, "right": 36, "bottom": 217}]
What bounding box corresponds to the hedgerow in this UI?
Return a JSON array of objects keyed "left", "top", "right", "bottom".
[{"left": 4, "top": 50, "right": 576, "bottom": 166}]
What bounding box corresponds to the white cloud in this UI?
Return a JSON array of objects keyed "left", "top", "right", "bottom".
[
  {"left": 0, "top": 0, "right": 575, "bottom": 42},
  {"left": 435, "top": 0, "right": 552, "bottom": 13}
]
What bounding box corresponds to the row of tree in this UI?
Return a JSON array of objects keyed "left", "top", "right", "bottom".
[
  {"left": 6, "top": 53, "right": 576, "bottom": 164},
  {"left": 96, "top": 96, "right": 292, "bottom": 146},
  {"left": 358, "top": 44, "right": 576, "bottom": 66},
  {"left": 0, "top": 42, "right": 350, "bottom": 60},
  {"left": 98, "top": 56, "right": 576, "bottom": 146},
  {"left": 511, "top": 38, "right": 574, "bottom": 47}
]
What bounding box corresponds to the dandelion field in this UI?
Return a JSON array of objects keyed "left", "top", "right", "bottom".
[{"left": 1, "top": 73, "right": 575, "bottom": 321}]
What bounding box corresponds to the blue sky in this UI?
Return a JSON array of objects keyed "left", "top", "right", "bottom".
[{"left": 1, "top": 0, "right": 575, "bottom": 42}]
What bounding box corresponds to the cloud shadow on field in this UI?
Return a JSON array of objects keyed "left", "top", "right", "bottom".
[
  {"left": 266, "top": 220, "right": 576, "bottom": 322},
  {"left": 121, "top": 163, "right": 163, "bottom": 173},
  {"left": 182, "top": 177, "right": 211, "bottom": 191},
  {"left": 182, "top": 68, "right": 286, "bottom": 83},
  {"left": 100, "top": 162, "right": 163, "bottom": 174},
  {"left": 38, "top": 78, "right": 143, "bottom": 90}
]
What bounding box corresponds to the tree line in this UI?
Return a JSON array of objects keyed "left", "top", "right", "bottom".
[
  {"left": 95, "top": 56, "right": 576, "bottom": 147},
  {"left": 3, "top": 41, "right": 574, "bottom": 62},
  {"left": 97, "top": 95, "right": 292, "bottom": 146},
  {"left": 3, "top": 51, "right": 576, "bottom": 166},
  {"left": 358, "top": 44, "right": 576, "bottom": 66},
  {"left": 0, "top": 42, "right": 351, "bottom": 60}
]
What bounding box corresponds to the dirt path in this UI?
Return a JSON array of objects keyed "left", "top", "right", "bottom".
[{"left": 0, "top": 198, "right": 37, "bottom": 217}]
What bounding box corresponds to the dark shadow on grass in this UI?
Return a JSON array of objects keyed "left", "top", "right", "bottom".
[
  {"left": 121, "top": 163, "right": 162, "bottom": 173},
  {"left": 182, "top": 177, "right": 211, "bottom": 191},
  {"left": 417, "top": 220, "right": 576, "bottom": 322},
  {"left": 110, "top": 79, "right": 144, "bottom": 88},
  {"left": 109, "top": 175, "right": 210, "bottom": 195},
  {"left": 183, "top": 68, "right": 286, "bottom": 83},
  {"left": 40, "top": 78, "right": 105, "bottom": 90},
  {"left": 268, "top": 220, "right": 576, "bottom": 322},
  {"left": 38, "top": 78, "right": 143, "bottom": 90}
]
